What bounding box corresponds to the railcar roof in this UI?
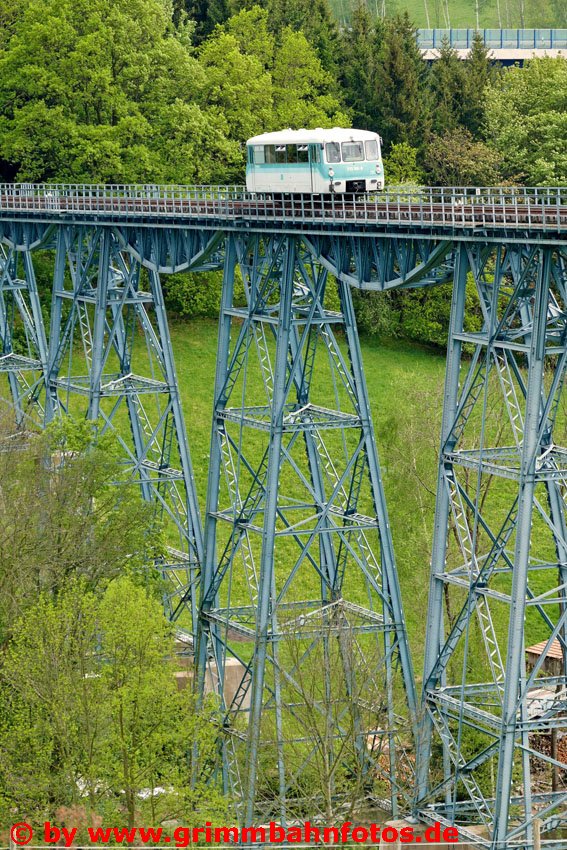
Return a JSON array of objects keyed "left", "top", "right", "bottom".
[{"left": 247, "top": 128, "right": 380, "bottom": 145}]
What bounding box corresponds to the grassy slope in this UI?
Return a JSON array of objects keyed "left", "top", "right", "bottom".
[{"left": 330, "top": 0, "right": 557, "bottom": 30}]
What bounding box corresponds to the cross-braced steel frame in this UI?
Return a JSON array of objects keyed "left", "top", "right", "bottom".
[
  {"left": 0, "top": 221, "right": 220, "bottom": 628},
  {"left": 196, "top": 233, "right": 418, "bottom": 824},
  {"left": 0, "top": 241, "right": 48, "bottom": 432},
  {"left": 45, "top": 226, "right": 207, "bottom": 623},
  {"left": 1, "top": 186, "right": 567, "bottom": 845},
  {"left": 417, "top": 243, "right": 567, "bottom": 849}
]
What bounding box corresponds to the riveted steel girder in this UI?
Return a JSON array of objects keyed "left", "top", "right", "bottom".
[{"left": 417, "top": 244, "right": 567, "bottom": 849}]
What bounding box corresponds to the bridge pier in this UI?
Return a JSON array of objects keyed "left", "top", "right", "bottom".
[
  {"left": 418, "top": 243, "right": 567, "bottom": 848},
  {"left": 0, "top": 242, "right": 48, "bottom": 432},
  {"left": 196, "top": 232, "right": 417, "bottom": 823},
  {"left": 44, "top": 226, "right": 204, "bottom": 624}
]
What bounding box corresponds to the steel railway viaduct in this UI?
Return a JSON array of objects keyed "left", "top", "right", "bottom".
[{"left": 1, "top": 184, "right": 567, "bottom": 849}]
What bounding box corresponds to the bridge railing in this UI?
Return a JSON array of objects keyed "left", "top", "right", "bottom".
[
  {"left": 418, "top": 28, "right": 567, "bottom": 50},
  {"left": 0, "top": 184, "right": 566, "bottom": 231}
]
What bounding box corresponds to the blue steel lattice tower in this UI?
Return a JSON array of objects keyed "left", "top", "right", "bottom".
[
  {"left": 418, "top": 243, "right": 567, "bottom": 849},
  {"left": 196, "top": 232, "right": 417, "bottom": 823}
]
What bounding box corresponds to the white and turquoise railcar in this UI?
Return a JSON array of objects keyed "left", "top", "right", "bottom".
[{"left": 246, "top": 128, "right": 384, "bottom": 195}]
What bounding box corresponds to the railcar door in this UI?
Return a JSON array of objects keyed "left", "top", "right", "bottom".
[{"left": 308, "top": 144, "right": 321, "bottom": 193}]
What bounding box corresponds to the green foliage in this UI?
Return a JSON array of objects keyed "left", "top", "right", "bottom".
[
  {"left": 396, "top": 275, "right": 481, "bottom": 346},
  {"left": 484, "top": 57, "right": 567, "bottom": 185},
  {"left": 461, "top": 31, "right": 497, "bottom": 137},
  {"left": 424, "top": 127, "right": 502, "bottom": 185},
  {"left": 267, "top": 0, "right": 340, "bottom": 74},
  {"left": 272, "top": 28, "right": 349, "bottom": 128},
  {"left": 164, "top": 271, "right": 224, "bottom": 318},
  {"left": 183, "top": 0, "right": 231, "bottom": 43},
  {"left": 339, "top": 1, "right": 384, "bottom": 130},
  {"left": 198, "top": 30, "right": 272, "bottom": 144},
  {"left": 354, "top": 275, "right": 481, "bottom": 348},
  {"left": 225, "top": 6, "right": 274, "bottom": 67},
  {"left": 0, "top": 0, "right": 236, "bottom": 182},
  {"left": 429, "top": 38, "right": 468, "bottom": 133},
  {"left": 0, "top": 577, "right": 228, "bottom": 829},
  {"left": 383, "top": 141, "right": 425, "bottom": 184},
  {"left": 374, "top": 14, "right": 430, "bottom": 150},
  {"left": 0, "top": 419, "right": 154, "bottom": 646}
]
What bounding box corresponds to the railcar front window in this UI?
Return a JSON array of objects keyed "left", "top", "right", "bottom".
[
  {"left": 325, "top": 142, "right": 341, "bottom": 163},
  {"left": 365, "top": 140, "right": 379, "bottom": 161},
  {"left": 342, "top": 141, "right": 364, "bottom": 162}
]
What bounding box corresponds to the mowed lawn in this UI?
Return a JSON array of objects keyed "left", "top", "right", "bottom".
[{"left": 171, "top": 318, "right": 447, "bottom": 671}]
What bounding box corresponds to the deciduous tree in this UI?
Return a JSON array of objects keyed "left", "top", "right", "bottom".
[{"left": 484, "top": 57, "right": 567, "bottom": 185}]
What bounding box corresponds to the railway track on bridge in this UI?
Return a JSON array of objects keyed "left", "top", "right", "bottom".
[{"left": 1, "top": 185, "right": 566, "bottom": 236}]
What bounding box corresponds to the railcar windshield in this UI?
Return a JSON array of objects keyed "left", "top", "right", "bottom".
[
  {"left": 341, "top": 141, "right": 364, "bottom": 162},
  {"left": 325, "top": 142, "right": 341, "bottom": 163},
  {"left": 365, "top": 139, "right": 379, "bottom": 160}
]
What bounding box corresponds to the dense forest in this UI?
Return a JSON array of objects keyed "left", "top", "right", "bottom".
[{"left": 0, "top": 0, "right": 566, "bottom": 188}]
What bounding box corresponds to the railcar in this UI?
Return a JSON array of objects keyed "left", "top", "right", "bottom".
[{"left": 245, "top": 128, "right": 384, "bottom": 195}]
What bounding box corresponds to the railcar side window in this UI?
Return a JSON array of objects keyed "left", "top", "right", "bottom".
[
  {"left": 365, "top": 140, "right": 379, "bottom": 161},
  {"left": 297, "top": 145, "right": 309, "bottom": 163},
  {"left": 342, "top": 141, "right": 364, "bottom": 162},
  {"left": 265, "top": 145, "right": 276, "bottom": 163},
  {"left": 275, "top": 145, "right": 286, "bottom": 164},
  {"left": 325, "top": 142, "right": 341, "bottom": 163},
  {"left": 253, "top": 145, "right": 265, "bottom": 164},
  {"left": 310, "top": 145, "right": 321, "bottom": 163},
  {"left": 286, "top": 145, "right": 297, "bottom": 162}
]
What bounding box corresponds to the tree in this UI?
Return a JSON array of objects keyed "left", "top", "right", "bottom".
[
  {"left": 424, "top": 128, "right": 502, "bottom": 186},
  {"left": 383, "top": 141, "right": 425, "bottom": 184},
  {"left": 272, "top": 28, "right": 350, "bottom": 129},
  {"left": 198, "top": 30, "right": 273, "bottom": 145},
  {"left": 484, "top": 57, "right": 567, "bottom": 185},
  {"left": 225, "top": 6, "right": 274, "bottom": 68},
  {"left": 429, "top": 38, "right": 467, "bottom": 134},
  {"left": 0, "top": 0, "right": 234, "bottom": 182},
  {"left": 0, "top": 577, "right": 227, "bottom": 830},
  {"left": 339, "top": 1, "right": 384, "bottom": 131},
  {"left": 375, "top": 14, "right": 430, "bottom": 150},
  {"left": 267, "top": 0, "right": 340, "bottom": 75},
  {"left": 462, "top": 31, "right": 497, "bottom": 138},
  {"left": 0, "top": 419, "right": 153, "bottom": 647},
  {"left": 183, "top": 0, "right": 231, "bottom": 44}
]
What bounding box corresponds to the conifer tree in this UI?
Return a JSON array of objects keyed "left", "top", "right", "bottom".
[
  {"left": 184, "top": 0, "right": 231, "bottom": 43},
  {"left": 375, "top": 13, "right": 430, "bottom": 149},
  {"left": 339, "top": 1, "right": 384, "bottom": 130},
  {"left": 267, "top": 0, "right": 340, "bottom": 75},
  {"left": 462, "top": 31, "right": 497, "bottom": 138},
  {"left": 429, "top": 37, "right": 467, "bottom": 133}
]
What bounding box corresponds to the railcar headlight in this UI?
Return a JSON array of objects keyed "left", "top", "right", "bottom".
[
  {"left": 375, "top": 164, "right": 382, "bottom": 174},
  {"left": 328, "top": 168, "right": 334, "bottom": 178}
]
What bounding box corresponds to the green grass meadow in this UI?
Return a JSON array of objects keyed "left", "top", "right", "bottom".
[{"left": 330, "top": 0, "right": 559, "bottom": 30}]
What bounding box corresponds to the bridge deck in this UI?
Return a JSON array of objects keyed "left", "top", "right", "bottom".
[{"left": 1, "top": 185, "right": 566, "bottom": 242}]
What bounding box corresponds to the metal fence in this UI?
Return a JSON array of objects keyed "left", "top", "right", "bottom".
[
  {"left": 0, "top": 184, "right": 566, "bottom": 232},
  {"left": 418, "top": 28, "right": 567, "bottom": 50}
]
